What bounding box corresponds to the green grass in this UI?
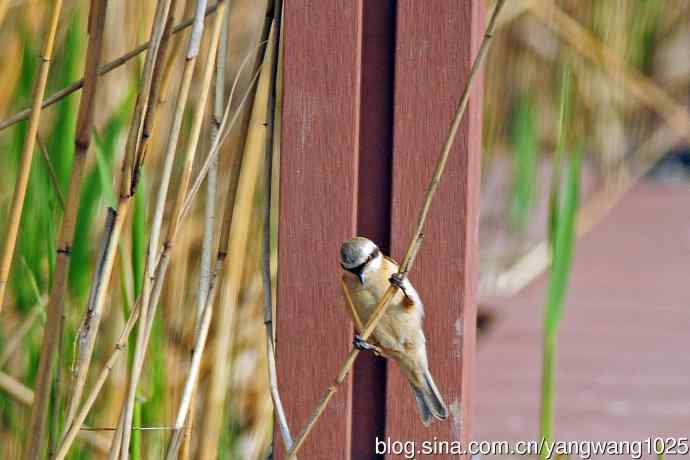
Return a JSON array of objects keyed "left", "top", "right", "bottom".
[
  {"left": 539, "top": 66, "right": 582, "bottom": 458},
  {"left": 509, "top": 93, "right": 538, "bottom": 231}
]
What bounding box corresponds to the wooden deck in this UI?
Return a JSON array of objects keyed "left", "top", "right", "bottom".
[{"left": 474, "top": 183, "right": 690, "bottom": 457}]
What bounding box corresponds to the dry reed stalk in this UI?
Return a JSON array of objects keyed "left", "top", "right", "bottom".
[
  {"left": 260, "top": 0, "right": 293, "bottom": 454},
  {"left": 529, "top": 1, "right": 690, "bottom": 143},
  {"left": 158, "top": 0, "right": 194, "bottom": 105},
  {"left": 171, "top": 17, "right": 279, "bottom": 460},
  {"left": 112, "top": 1, "right": 218, "bottom": 456},
  {"left": 110, "top": 64, "right": 261, "bottom": 458},
  {"left": 0, "top": 3, "right": 221, "bottom": 133},
  {"left": 177, "top": 20, "right": 273, "bottom": 252},
  {"left": 0, "top": 0, "right": 63, "bottom": 314},
  {"left": 179, "top": 5, "right": 231, "bottom": 459},
  {"left": 0, "top": 371, "right": 110, "bottom": 453},
  {"left": 51, "top": 72, "right": 262, "bottom": 460},
  {"left": 197, "top": 16, "right": 275, "bottom": 460},
  {"left": 166, "top": 58, "right": 262, "bottom": 446},
  {"left": 0, "top": 301, "right": 43, "bottom": 368},
  {"left": 0, "top": 0, "right": 9, "bottom": 29},
  {"left": 23, "top": 2, "right": 109, "bottom": 458},
  {"left": 62, "top": 0, "right": 175, "bottom": 438},
  {"left": 54, "top": 298, "right": 143, "bottom": 460},
  {"left": 198, "top": 0, "right": 229, "bottom": 338},
  {"left": 285, "top": 2, "right": 507, "bottom": 457},
  {"left": 341, "top": 279, "right": 364, "bottom": 332},
  {"left": 37, "top": 136, "right": 66, "bottom": 209},
  {"left": 494, "top": 0, "right": 534, "bottom": 27},
  {"left": 163, "top": 259, "right": 221, "bottom": 459},
  {"left": 0, "top": 370, "right": 33, "bottom": 405}
]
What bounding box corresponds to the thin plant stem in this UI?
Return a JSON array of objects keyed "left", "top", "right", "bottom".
[
  {"left": 198, "top": 7, "right": 276, "bottom": 458},
  {"left": 63, "top": 0, "right": 175, "bottom": 439},
  {"left": 0, "top": 301, "right": 44, "bottom": 368},
  {"left": 24, "top": 2, "right": 109, "bottom": 457},
  {"left": 0, "top": 371, "right": 110, "bottom": 453},
  {"left": 157, "top": 0, "right": 193, "bottom": 105},
  {"left": 37, "top": 136, "right": 66, "bottom": 210},
  {"left": 198, "top": 0, "right": 229, "bottom": 333},
  {"left": 0, "top": 3, "right": 221, "bottom": 133},
  {"left": 539, "top": 332, "right": 556, "bottom": 458},
  {"left": 65, "top": 205, "right": 125, "bottom": 429},
  {"left": 50, "top": 73, "right": 261, "bottom": 459},
  {"left": 341, "top": 280, "right": 364, "bottom": 332},
  {"left": 178, "top": 4, "right": 231, "bottom": 459},
  {"left": 112, "top": 62, "right": 258, "bottom": 452},
  {"left": 49, "top": 293, "right": 66, "bottom": 459},
  {"left": 285, "top": 1, "right": 507, "bottom": 458},
  {"left": 0, "top": 0, "right": 64, "bottom": 315},
  {"left": 54, "top": 298, "right": 143, "bottom": 460},
  {"left": 113, "top": 1, "right": 216, "bottom": 457},
  {"left": 260, "top": 0, "right": 293, "bottom": 454},
  {"left": 163, "top": 259, "right": 221, "bottom": 459},
  {"left": 0, "top": 370, "right": 35, "bottom": 407},
  {"left": 175, "top": 38, "right": 268, "bottom": 226}
]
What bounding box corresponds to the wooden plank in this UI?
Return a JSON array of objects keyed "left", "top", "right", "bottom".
[
  {"left": 352, "top": 1, "right": 396, "bottom": 457},
  {"left": 386, "top": 1, "right": 484, "bottom": 457},
  {"left": 276, "top": 1, "right": 362, "bottom": 459}
]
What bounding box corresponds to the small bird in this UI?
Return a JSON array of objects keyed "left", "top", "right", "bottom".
[{"left": 339, "top": 236, "right": 448, "bottom": 426}]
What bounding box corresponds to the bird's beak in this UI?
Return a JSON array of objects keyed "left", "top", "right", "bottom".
[{"left": 357, "top": 271, "right": 365, "bottom": 285}]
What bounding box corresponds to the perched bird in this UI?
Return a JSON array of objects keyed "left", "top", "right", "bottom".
[{"left": 339, "top": 236, "right": 448, "bottom": 426}]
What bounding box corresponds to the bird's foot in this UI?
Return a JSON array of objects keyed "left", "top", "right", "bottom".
[
  {"left": 353, "top": 335, "right": 381, "bottom": 356},
  {"left": 389, "top": 273, "right": 408, "bottom": 295}
]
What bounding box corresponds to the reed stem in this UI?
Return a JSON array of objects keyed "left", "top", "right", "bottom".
[
  {"left": 260, "top": 0, "right": 293, "bottom": 454},
  {"left": 0, "top": 0, "right": 63, "bottom": 316},
  {"left": 197, "top": 6, "right": 276, "bottom": 456},
  {"left": 113, "top": 1, "right": 216, "bottom": 456},
  {"left": 25, "top": 2, "right": 109, "bottom": 456},
  {"left": 48, "top": 62, "right": 262, "bottom": 460},
  {"left": 539, "top": 332, "right": 556, "bottom": 459},
  {"left": 63, "top": 0, "right": 176, "bottom": 442}
]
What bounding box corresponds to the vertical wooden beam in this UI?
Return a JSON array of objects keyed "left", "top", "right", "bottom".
[
  {"left": 387, "top": 1, "right": 484, "bottom": 457},
  {"left": 353, "top": 1, "right": 396, "bottom": 458},
  {"left": 276, "top": 1, "right": 362, "bottom": 459}
]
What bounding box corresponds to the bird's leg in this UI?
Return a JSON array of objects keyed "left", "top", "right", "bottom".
[
  {"left": 389, "top": 273, "right": 410, "bottom": 297},
  {"left": 353, "top": 335, "right": 382, "bottom": 356}
]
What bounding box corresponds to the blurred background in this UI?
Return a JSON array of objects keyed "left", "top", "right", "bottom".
[{"left": 0, "top": 0, "right": 689, "bottom": 458}]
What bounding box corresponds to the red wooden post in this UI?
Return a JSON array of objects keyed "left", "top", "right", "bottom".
[
  {"left": 278, "top": 1, "right": 483, "bottom": 458},
  {"left": 386, "top": 1, "right": 484, "bottom": 457},
  {"left": 276, "top": 1, "right": 362, "bottom": 459}
]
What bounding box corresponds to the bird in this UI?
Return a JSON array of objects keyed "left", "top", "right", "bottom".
[{"left": 339, "top": 236, "right": 448, "bottom": 426}]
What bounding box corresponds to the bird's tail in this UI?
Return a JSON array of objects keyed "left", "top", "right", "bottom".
[{"left": 411, "top": 369, "right": 448, "bottom": 426}]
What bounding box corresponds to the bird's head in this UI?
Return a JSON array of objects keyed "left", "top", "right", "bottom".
[{"left": 340, "top": 237, "right": 382, "bottom": 285}]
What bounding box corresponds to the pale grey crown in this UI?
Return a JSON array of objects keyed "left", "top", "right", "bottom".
[{"left": 340, "top": 237, "right": 378, "bottom": 269}]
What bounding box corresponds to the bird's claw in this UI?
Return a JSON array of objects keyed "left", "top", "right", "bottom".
[
  {"left": 353, "top": 335, "right": 380, "bottom": 356},
  {"left": 389, "top": 273, "right": 407, "bottom": 293}
]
